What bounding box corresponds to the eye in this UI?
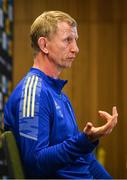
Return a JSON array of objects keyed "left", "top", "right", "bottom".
[{"left": 64, "top": 37, "right": 72, "bottom": 43}]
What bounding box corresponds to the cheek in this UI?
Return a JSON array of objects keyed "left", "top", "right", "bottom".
[
  {"left": 48, "top": 47, "right": 58, "bottom": 57},
  {"left": 48, "top": 43, "right": 68, "bottom": 59},
  {"left": 56, "top": 47, "right": 67, "bottom": 58},
  {"left": 61, "top": 46, "right": 69, "bottom": 54}
]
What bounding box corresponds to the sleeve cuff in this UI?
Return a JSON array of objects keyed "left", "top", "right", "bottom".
[{"left": 77, "top": 132, "right": 99, "bottom": 153}]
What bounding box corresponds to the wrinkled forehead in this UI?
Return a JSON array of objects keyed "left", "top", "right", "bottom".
[{"left": 56, "top": 21, "right": 78, "bottom": 37}]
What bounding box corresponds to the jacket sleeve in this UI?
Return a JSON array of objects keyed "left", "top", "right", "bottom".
[
  {"left": 87, "top": 153, "right": 112, "bottom": 179},
  {"left": 32, "top": 90, "right": 98, "bottom": 174},
  {"left": 11, "top": 88, "right": 98, "bottom": 176}
]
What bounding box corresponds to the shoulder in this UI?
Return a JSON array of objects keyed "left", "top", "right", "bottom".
[
  {"left": 19, "top": 72, "right": 54, "bottom": 118},
  {"left": 6, "top": 72, "right": 45, "bottom": 108}
]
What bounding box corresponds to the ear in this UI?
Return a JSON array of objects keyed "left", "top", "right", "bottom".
[{"left": 38, "top": 37, "right": 48, "bottom": 54}]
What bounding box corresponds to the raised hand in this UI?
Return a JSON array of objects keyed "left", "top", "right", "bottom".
[{"left": 83, "top": 106, "right": 118, "bottom": 142}]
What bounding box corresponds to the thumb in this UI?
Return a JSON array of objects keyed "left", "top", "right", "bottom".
[{"left": 84, "top": 122, "right": 93, "bottom": 133}]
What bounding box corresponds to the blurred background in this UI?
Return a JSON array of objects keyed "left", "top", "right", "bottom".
[{"left": 1, "top": 0, "right": 127, "bottom": 178}]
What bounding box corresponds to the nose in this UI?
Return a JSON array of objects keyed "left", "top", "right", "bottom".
[{"left": 71, "top": 40, "right": 79, "bottom": 54}]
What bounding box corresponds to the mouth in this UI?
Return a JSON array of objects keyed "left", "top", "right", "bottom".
[{"left": 68, "top": 56, "right": 76, "bottom": 60}]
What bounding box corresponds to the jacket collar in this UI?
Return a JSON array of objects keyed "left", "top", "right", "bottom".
[{"left": 30, "top": 68, "right": 68, "bottom": 94}]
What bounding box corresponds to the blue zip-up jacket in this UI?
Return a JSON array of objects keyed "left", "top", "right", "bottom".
[{"left": 4, "top": 68, "right": 112, "bottom": 179}]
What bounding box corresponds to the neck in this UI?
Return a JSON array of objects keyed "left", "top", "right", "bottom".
[{"left": 33, "top": 52, "right": 62, "bottom": 79}]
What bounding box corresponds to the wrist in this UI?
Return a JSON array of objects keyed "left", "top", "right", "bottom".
[{"left": 83, "top": 132, "right": 99, "bottom": 143}]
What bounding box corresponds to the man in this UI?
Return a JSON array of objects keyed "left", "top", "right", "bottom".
[{"left": 4, "top": 11, "right": 118, "bottom": 179}]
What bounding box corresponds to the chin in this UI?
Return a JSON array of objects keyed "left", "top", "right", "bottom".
[
  {"left": 67, "top": 62, "right": 73, "bottom": 68},
  {"left": 60, "top": 62, "right": 73, "bottom": 69},
  {"left": 63, "top": 64, "right": 72, "bottom": 68},
  {"left": 68, "top": 64, "right": 72, "bottom": 68}
]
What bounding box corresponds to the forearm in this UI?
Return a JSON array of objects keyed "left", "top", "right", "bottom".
[{"left": 35, "top": 132, "right": 98, "bottom": 174}]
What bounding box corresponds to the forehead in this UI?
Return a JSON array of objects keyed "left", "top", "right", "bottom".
[{"left": 56, "top": 22, "right": 78, "bottom": 36}]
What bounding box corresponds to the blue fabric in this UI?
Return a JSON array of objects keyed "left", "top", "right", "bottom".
[{"left": 4, "top": 68, "right": 112, "bottom": 179}]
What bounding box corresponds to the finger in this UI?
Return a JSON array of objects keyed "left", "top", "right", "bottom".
[
  {"left": 112, "top": 106, "right": 118, "bottom": 116},
  {"left": 112, "top": 113, "right": 118, "bottom": 125},
  {"left": 98, "top": 111, "right": 112, "bottom": 121},
  {"left": 112, "top": 107, "right": 118, "bottom": 125},
  {"left": 102, "top": 113, "right": 117, "bottom": 131}
]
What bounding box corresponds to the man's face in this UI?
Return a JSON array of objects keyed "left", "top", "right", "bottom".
[{"left": 46, "top": 22, "right": 79, "bottom": 69}]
